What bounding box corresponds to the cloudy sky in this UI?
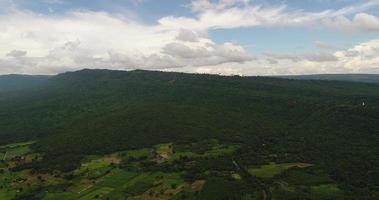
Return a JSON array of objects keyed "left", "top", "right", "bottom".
[{"left": 1, "top": 0, "right": 379, "bottom": 75}]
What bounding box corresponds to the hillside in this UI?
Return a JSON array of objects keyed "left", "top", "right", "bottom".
[
  {"left": 0, "top": 74, "right": 51, "bottom": 92},
  {"left": 0, "top": 69, "right": 378, "bottom": 199},
  {"left": 280, "top": 74, "right": 379, "bottom": 84}
]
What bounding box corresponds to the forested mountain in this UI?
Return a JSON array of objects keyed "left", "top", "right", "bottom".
[
  {"left": 0, "top": 69, "right": 378, "bottom": 199},
  {"left": 280, "top": 74, "right": 379, "bottom": 84},
  {"left": 0, "top": 74, "right": 50, "bottom": 92}
]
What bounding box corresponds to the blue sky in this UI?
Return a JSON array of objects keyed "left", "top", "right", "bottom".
[{"left": 0, "top": 0, "right": 379, "bottom": 75}]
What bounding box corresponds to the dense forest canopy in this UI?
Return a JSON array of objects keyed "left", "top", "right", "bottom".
[
  {"left": 279, "top": 74, "right": 379, "bottom": 84},
  {"left": 0, "top": 75, "right": 50, "bottom": 92},
  {"left": 0, "top": 69, "right": 378, "bottom": 199}
]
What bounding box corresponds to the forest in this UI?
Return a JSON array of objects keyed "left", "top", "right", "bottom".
[{"left": 0, "top": 69, "right": 378, "bottom": 199}]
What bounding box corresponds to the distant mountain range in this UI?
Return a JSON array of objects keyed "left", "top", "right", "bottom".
[
  {"left": 1, "top": 73, "right": 378, "bottom": 94},
  {"left": 279, "top": 74, "right": 379, "bottom": 84}
]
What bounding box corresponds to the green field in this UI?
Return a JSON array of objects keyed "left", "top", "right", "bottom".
[
  {"left": 248, "top": 163, "right": 312, "bottom": 178},
  {"left": 0, "top": 140, "right": 361, "bottom": 200},
  {"left": 310, "top": 184, "right": 343, "bottom": 198},
  {"left": 0, "top": 141, "right": 36, "bottom": 149},
  {"left": 0, "top": 141, "right": 35, "bottom": 161},
  {"left": 171, "top": 142, "right": 239, "bottom": 161}
]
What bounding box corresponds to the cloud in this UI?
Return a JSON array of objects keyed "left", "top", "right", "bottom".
[
  {"left": 176, "top": 29, "right": 200, "bottom": 42},
  {"left": 264, "top": 53, "right": 338, "bottom": 63},
  {"left": 162, "top": 42, "right": 253, "bottom": 66},
  {"left": 324, "top": 13, "right": 379, "bottom": 33},
  {"left": 334, "top": 39, "right": 379, "bottom": 71},
  {"left": 0, "top": 0, "right": 379, "bottom": 75},
  {"left": 0, "top": 10, "right": 252, "bottom": 74},
  {"left": 159, "top": 0, "right": 379, "bottom": 31},
  {"left": 166, "top": 40, "right": 379, "bottom": 75},
  {"left": 6, "top": 50, "right": 27, "bottom": 57}
]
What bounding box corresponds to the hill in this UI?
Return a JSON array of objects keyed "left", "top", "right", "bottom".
[
  {"left": 279, "top": 74, "right": 379, "bottom": 84},
  {"left": 0, "top": 74, "right": 51, "bottom": 92},
  {"left": 0, "top": 69, "right": 378, "bottom": 199}
]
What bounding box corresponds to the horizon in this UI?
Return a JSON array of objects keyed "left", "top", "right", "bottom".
[
  {"left": 0, "top": 0, "right": 379, "bottom": 75},
  {"left": 2, "top": 68, "right": 379, "bottom": 78}
]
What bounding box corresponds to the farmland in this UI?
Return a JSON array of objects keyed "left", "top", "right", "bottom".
[{"left": 0, "top": 139, "right": 350, "bottom": 200}]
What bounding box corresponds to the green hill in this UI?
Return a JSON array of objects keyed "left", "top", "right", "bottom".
[
  {"left": 0, "top": 69, "right": 378, "bottom": 199},
  {"left": 0, "top": 74, "right": 51, "bottom": 93},
  {"left": 280, "top": 74, "right": 379, "bottom": 84}
]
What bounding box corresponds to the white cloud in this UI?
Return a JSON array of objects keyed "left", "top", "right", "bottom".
[
  {"left": 335, "top": 39, "right": 379, "bottom": 71},
  {"left": 6, "top": 50, "right": 27, "bottom": 57},
  {"left": 0, "top": 0, "right": 379, "bottom": 75},
  {"left": 324, "top": 13, "right": 379, "bottom": 33},
  {"left": 0, "top": 10, "right": 252, "bottom": 74},
  {"left": 159, "top": 0, "right": 379, "bottom": 31},
  {"left": 176, "top": 29, "right": 201, "bottom": 42},
  {"left": 166, "top": 40, "right": 379, "bottom": 75},
  {"left": 264, "top": 53, "right": 338, "bottom": 63}
]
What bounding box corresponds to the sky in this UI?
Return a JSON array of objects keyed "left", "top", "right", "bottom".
[{"left": 0, "top": 0, "right": 379, "bottom": 75}]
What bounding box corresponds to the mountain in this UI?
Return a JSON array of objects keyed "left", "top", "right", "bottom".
[
  {"left": 0, "top": 74, "right": 51, "bottom": 92},
  {"left": 279, "top": 74, "right": 379, "bottom": 84},
  {"left": 0, "top": 69, "right": 378, "bottom": 199}
]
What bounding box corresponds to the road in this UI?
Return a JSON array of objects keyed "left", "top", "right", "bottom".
[{"left": 232, "top": 158, "right": 271, "bottom": 200}]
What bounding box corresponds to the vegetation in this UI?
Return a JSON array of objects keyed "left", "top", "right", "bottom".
[
  {"left": 0, "top": 69, "right": 378, "bottom": 199},
  {"left": 248, "top": 163, "right": 312, "bottom": 178}
]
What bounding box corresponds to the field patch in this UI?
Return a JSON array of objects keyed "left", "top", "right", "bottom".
[
  {"left": 171, "top": 141, "right": 239, "bottom": 161},
  {"left": 248, "top": 163, "right": 313, "bottom": 178},
  {"left": 119, "top": 148, "right": 152, "bottom": 163},
  {"left": 155, "top": 143, "right": 173, "bottom": 160},
  {"left": 280, "top": 167, "right": 333, "bottom": 186},
  {"left": 0, "top": 141, "right": 36, "bottom": 149},
  {"left": 188, "top": 180, "right": 206, "bottom": 192},
  {"left": 310, "top": 184, "right": 343, "bottom": 198},
  {"left": 78, "top": 187, "right": 114, "bottom": 200}
]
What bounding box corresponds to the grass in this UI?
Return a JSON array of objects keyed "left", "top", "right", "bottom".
[
  {"left": 75, "top": 154, "right": 120, "bottom": 176},
  {"left": 0, "top": 140, "right": 35, "bottom": 162},
  {"left": 43, "top": 192, "right": 76, "bottom": 200},
  {"left": 203, "top": 144, "right": 239, "bottom": 157},
  {"left": 119, "top": 148, "right": 151, "bottom": 160},
  {"left": 171, "top": 144, "right": 239, "bottom": 161},
  {"left": 123, "top": 172, "right": 160, "bottom": 189},
  {"left": 0, "top": 190, "right": 17, "bottom": 200},
  {"left": 3, "top": 146, "right": 31, "bottom": 160},
  {"left": 0, "top": 141, "right": 36, "bottom": 149},
  {"left": 0, "top": 170, "right": 31, "bottom": 200},
  {"left": 310, "top": 184, "right": 343, "bottom": 199},
  {"left": 97, "top": 169, "right": 137, "bottom": 188},
  {"left": 248, "top": 163, "right": 312, "bottom": 178},
  {"left": 0, "top": 152, "right": 5, "bottom": 160},
  {"left": 155, "top": 143, "right": 173, "bottom": 159},
  {"left": 125, "top": 181, "right": 154, "bottom": 196},
  {"left": 78, "top": 187, "right": 114, "bottom": 200},
  {"left": 127, "top": 172, "right": 185, "bottom": 199},
  {"left": 232, "top": 173, "right": 242, "bottom": 180},
  {"left": 282, "top": 167, "right": 333, "bottom": 186}
]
